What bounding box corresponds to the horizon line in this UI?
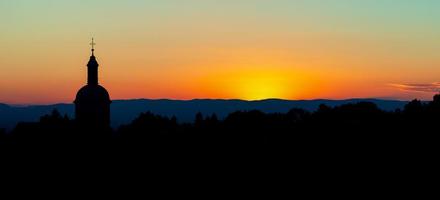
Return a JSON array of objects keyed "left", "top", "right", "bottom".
[{"left": 2, "top": 97, "right": 415, "bottom": 107}]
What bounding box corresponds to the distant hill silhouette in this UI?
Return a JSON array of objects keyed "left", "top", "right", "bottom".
[
  {"left": 2, "top": 95, "right": 439, "bottom": 181},
  {"left": 0, "top": 98, "right": 408, "bottom": 130}
]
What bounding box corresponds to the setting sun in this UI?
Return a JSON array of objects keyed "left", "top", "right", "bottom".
[
  {"left": 240, "top": 78, "right": 284, "bottom": 100},
  {"left": 197, "top": 67, "right": 316, "bottom": 101},
  {"left": 235, "top": 70, "right": 293, "bottom": 100}
]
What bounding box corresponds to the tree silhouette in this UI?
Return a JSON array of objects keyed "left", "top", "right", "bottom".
[{"left": 2, "top": 94, "right": 440, "bottom": 165}]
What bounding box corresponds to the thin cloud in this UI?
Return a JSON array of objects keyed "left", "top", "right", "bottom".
[{"left": 389, "top": 82, "right": 440, "bottom": 93}]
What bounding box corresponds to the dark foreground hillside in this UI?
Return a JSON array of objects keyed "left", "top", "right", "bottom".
[{"left": 0, "top": 96, "right": 440, "bottom": 181}]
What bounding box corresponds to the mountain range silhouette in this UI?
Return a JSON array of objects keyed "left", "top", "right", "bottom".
[{"left": 0, "top": 98, "right": 407, "bottom": 130}]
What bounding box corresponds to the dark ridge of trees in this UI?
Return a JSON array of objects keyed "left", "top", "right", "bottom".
[
  {"left": 0, "top": 128, "right": 5, "bottom": 145},
  {"left": 1, "top": 95, "right": 440, "bottom": 169}
]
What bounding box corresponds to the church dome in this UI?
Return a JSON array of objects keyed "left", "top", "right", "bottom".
[{"left": 75, "top": 84, "right": 111, "bottom": 104}]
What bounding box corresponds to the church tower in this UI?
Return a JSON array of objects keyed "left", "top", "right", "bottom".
[{"left": 74, "top": 38, "right": 111, "bottom": 128}]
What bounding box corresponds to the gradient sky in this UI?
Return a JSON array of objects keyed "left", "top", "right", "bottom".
[{"left": 1, "top": 0, "right": 439, "bottom": 104}]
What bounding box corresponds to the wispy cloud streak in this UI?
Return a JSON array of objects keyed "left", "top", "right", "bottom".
[{"left": 390, "top": 82, "right": 440, "bottom": 93}]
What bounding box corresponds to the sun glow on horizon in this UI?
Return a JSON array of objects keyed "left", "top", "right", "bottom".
[
  {"left": 196, "top": 67, "right": 320, "bottom": 101},
  {"left": 235, "top": 71, "right": 297, "bottom": 100}
]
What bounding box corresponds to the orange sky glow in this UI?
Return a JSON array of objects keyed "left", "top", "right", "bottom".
[{"left": 1, "top": 0, "right": 439, "bottom": 104}]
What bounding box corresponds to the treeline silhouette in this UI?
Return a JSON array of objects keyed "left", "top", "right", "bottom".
[{"left": 1, "top": 95, "right": 439, "bottom": 164}]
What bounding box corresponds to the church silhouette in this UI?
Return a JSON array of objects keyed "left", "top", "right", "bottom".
[{"left": 74, "top": 39, "right": 111, "bottom": 128}]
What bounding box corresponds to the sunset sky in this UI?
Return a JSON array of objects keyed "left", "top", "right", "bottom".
[{"left": 1, "top": 0, "right": 439, "bottom": 104}]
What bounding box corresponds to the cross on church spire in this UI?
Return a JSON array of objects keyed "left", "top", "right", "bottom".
[{"left": 90, "top": 38, "right": 96, "bottom": 55}]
